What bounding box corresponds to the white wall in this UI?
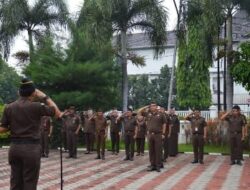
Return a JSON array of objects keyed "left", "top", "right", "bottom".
[{"left": 127, "top": 48, "right": 175, "bottom": 75}]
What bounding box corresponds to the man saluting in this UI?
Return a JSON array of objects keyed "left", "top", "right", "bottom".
[{"left": 0, "top": 78, "right": 61, "bottom": 190}]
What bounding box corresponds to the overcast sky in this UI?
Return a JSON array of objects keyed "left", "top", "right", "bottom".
[
  {"left": 8, "top": 0, "right": 179, "bottom": 68},
  {"left": 67, "top": 0, "right": 179, "bottom": 29}
]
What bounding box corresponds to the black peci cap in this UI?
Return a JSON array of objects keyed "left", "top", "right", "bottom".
[
  {"left": 19, "top": 78, "right": 36, "bottom": 97},
  {"left": 232, "top": 105, "right": 240, "bottom": 110}
]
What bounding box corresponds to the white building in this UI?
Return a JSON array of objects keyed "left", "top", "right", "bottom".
[{"left": 122, "top": 10, "right": 250, "bottom": 111}]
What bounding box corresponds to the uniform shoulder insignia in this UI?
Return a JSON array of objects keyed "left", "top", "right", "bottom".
[
  {"left": 40, "top": 103, "right": 45, "bottom": 106},
  {"left": 6, "top": 100, "right": 15, "bottom": 104}
]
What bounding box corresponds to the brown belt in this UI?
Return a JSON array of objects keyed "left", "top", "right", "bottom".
[
  {"left": 125, "top": 131, "right": 134, "bottom": 133},
  {"left": 149, "top": 132, "right": 162, "bottom": 135},
  {"left": 231, "top": 131, "right": 241, "bottom": 134},
  {"left": 11, "top": 138, "right": 40, "bottom": 144}
]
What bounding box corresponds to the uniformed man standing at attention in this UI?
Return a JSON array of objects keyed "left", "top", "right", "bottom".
[
  {"left": 40, "top": 116, "right": 53, "bottom": 158},
  {"left": 135, "top": 115, "right": 147, "bottom": 156},
  {"left": 159, "top": 107, "right": 170, "bottom": 163},
  {"left": 168, "top": 107, "right": 180, "bottom": 157},
  {"left": 65, "top": 106, "right": 81, "bottom": 159},
  {"left": 0, "top": 78, "right": 61, "bottom": 190},
  {"left": 82, "top": 109, "right": 95, "bottom": 154},
  {"left": 185, "top": 109, "right": 207, "bottom": 164},
  {"left": 139, "top": 102, "right": 167, "bottom": 172},
  {"left": 91, "top": 110, "right": 108, "bottom": 160},
  {"left": 117, "top": 109, "right": 137, "bottom": 161},
  {"left": 221, "top": 105, "right": 247, "bottom": 165},
  {"left": 106, "top": 109, "right": 121, "bottom": 155}
]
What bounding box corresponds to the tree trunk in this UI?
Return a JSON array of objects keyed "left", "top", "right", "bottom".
[
  {"left": 168, "top": 0, "right": 183, "bottom": 110},
  {"left": 226, "top": 12, "right": 233, "bottom": 110},
  {"left": 168, "top": 43, "right": 177, "bottom": 110},
  {"left": 28, "top": 29, "right": 34, "bottom": 62},
  {"left": 121, "top": 30, "right": 128, "bottom": 112}
]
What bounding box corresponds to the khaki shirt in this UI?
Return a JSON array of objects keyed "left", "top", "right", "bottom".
[
  {"left": 40, "top": 116, "right": 52, "bottom": 132},
  {"left": 94, "top": 117, "right": 107, "bottom": 134},
  {"left": 1, "top": 97, "right": 55, "bottom": 140},
  {"left": 120, "top": 116, "right": 137, "bottom": 133},
  {"left": 225, "top": 114, "right": 247, "bottom": 133},
  {"left": 106, "top": 115, "right": 121, "bottom": 133},
  {"left": 65, "top": 114, "right": 81, "bottom": 132},
  {"left": 136, "top": 120, "right": 147, "bottom": 138},
  {"left": 186, "top": 116, "right": 207, "bottom": 135},
  {"left": 169, "top": 114, "right": 180, "bottom": 134},
  {"left": 144, "top": 111, "right": 167, "bottom": 134},
  {"left": 82, "top": 117, "right": 95, "bottom": 134}
]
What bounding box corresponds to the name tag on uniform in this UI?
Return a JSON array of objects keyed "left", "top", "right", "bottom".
[{"left": 195, "top": 127, "right": 198, "bottom": 132}]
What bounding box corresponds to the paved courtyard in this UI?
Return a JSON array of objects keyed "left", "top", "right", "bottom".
[{"left": 0, "top": 148, "right": 250, "bottom": 190}]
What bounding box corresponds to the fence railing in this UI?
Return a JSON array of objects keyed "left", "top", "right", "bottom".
[
  {"left": 176, "top": 110, "right": 250, "bottom": 120},
  {"left": 176, "top": 111, "right": 211, "bottom": 120}
]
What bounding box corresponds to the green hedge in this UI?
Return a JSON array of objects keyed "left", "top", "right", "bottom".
[{"left": 0, "top": 105, "right": 10, "bottom": 140}]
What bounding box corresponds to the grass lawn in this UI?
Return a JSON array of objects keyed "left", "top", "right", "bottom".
[
  {"left": 103, "top": 140, "right": 250, "bottom": 155},
  {"left": 1, "top": 138, "right": 249, "bottom": 155}
]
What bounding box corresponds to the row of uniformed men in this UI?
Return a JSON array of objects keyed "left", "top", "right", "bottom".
[{"left": 40, "top": 105, "right": 180, "bottom": 170}]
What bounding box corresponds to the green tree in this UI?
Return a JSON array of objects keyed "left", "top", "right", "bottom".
[
  {"left": 128, "top": 65, "right": 175, "bottom": 109},
  {"left": 80, "top": 0, "right": 168, "bottom": 111},
  {"left": 176, "top": 0, "right": 222, "bottom": 109},
  {"left": 0, "top": 0, "right": 68, "bottom": 60},
  {"left": 221, "top": 0, "right": 250, "bottom": 110},
  {"left": 177, "top": 0, "right": 250, "bottom": 110},
  {"left": 25, "top": 31, "right": 119, "bottom": 110},
  {"left": 231, "top": 42, "right": 250, "bottom": 91},
  {"left": 0, "top": 59, "right": 20, "bottom": 103}
]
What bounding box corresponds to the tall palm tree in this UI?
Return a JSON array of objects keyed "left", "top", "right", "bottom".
[
  {"left": 0, "top": 0, "right": 68, "bottom": 61},
  {"left": 221, "top": 0, "right": 250, "bottom": 110},
  {"left": 177, "top": 0, "right": 250, "bottom": 110},
  {"left": 80, "top": 0, "right": 168, "bottom": 111}
]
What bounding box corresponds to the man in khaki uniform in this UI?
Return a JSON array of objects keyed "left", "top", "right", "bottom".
[
  {"left": 168, "top": 108, "right": 180, "bottom": 157},
  {"left": 117, "top": 109, "right": 137, "bottom": 161},
  {"left": 221, "top": 105, "right": 247, "bottom": 165},
  {"left": 65, "top": 106, "right": 81, "bottom": 159},
  {"left": 135, "top": 115, "right": 147, "bottom": 156},
  {"left": 0, "top": 78, "right": 61, "bottom": 190},
  {"left": 185, "top": 109, "right": 207, "bottom": 164},
  {"left": 82, "top": 109, "right": 95, "bottom": 154},
  {"left": 40, "top": 116, "right": 53, "bottom": 157},
  {"left": 106, "top": 109, "right": 121, "bottom": 155},
  {"left": 139, "top": 103, "right": 167, "bottom": 172},
  {"left": 91, "top": 110, "right": 108, "bottom": 160}
]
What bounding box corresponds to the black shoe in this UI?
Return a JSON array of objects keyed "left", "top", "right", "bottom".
[
  {"left": 65, "top": 156, "right": 72, "bottom": 159},
  {"left": 162, "top": 159, "right": 167, "bottom": 163},
  {"left": 191, "top": 160, "right": 198, "bottom": 164},
  {"left": 160, "top": 163, "right": 164, "bottom": 168},
  {"left": 141, "top": 153, "right": 144, "bottom": 156},
  {"left": 136, "top": 153, "right": 140, "bottom": 156},
  {"left": 230, "top": 161, "right": 235, "bottom": 165},
  {"left": 72, "top": 156, "right": 77, "bottom": 159},
  {"left": 236, "top": 160, "right": 242, "bottom": 166},
  {"left": 199, "top": 160, "right": 204, "bottom": 164},
  {"left": 95, "top": 156, "right": 101, "bottom": 159},
  {"left": 156, "top": 167, "right": 161, "bottom": 172},
  {"left": 147, "top": 166, "right": 156, "bottom": 171},
  {"left": 130, "top": 157, "right": 134, "bottom": 161},
  {"left": 102, "top": 156, "right": 105, "bottom": 160},
  {"left": 123, "top": 157, "right": 129, "bottom": 161},
  {"left": 44, "top": 155, "right": 49, "bottom": 158},
  {"left": 84, "top": 151, "right": 90, "bottom": 154}
]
